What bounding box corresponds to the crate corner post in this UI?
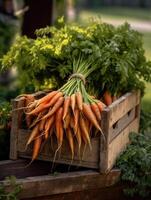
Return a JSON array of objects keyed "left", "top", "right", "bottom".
[{"left": 9, "top": 97, "right": 25, "bottom": 160}]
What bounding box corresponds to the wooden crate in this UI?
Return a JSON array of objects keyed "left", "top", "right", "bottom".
[
  {"left": 0, "top": 159, "right": 120, "bottom": 200},
  {"left": 10, "top": 91, "right": 140, "bottom": 173}
]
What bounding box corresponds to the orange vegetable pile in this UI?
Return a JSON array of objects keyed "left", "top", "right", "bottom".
[{"left": 23, "top": 57, "right": 107, "bottom": 161}]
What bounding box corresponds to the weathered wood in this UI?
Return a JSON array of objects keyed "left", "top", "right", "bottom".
[
  {"left": 105, "top": 91, "right": 140, "bottom": 127},
  {"left": 108, "top": 107, "right": 136, "bottom": 142},
  {"left": 10, "top": 91, "right": 140, "bottom": 172},
  {"left": 0, "top": 163, "right": 120, "bottom": 199},
  {"left": 104, "top": 118, "right": 139, "bottom": 173},
  {"left": 9, "top": 97, "right": 25, "bottom": 160}
]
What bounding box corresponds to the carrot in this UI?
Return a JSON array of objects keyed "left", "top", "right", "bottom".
[
  {"left": 74, "top": 108, "right": 79, "bottom": 133},
  {"left": 97, "top": 101, "right": 106, "bottom": 112},
  {"left": 55, "top": 107, "right": 63, "bottom": 146},
  {"left": 27, "top": 102, "right": 49, "bottom": 115},
  {"left": 103, "top": 91, "right": 112, "bottom": 106},
  {"left": 37, "top": 91, "right": 58, "bottom": 106},
  {"left": 44, "top": 115, "right": 55, "bottom": 139},
  {"left": 76, "top": 92, "right": 83, "bottom": 111},
  {"left": 63, "top": 111, "right": 71, "bottom": 129},
  {"left": 29, "top": 91, "right": 63, "bottom": 115},
  {"left": 66, "top": 127, "right": 74, "bottom": 159},
  {"left": 82, "top": 103, "right": 102, "bottom": 132},
  {"left": 70, "top": 93, "right": 76, "bottom": 113},
  {"left": 32, "top": 136, "right": 42, "bottom": 161},
  {"left": 76, "top": 126, "right": 82, "bottom": 150},
  {"left": 79, "top": 115, "right": 91, "bottom": 147},
  {"left": 91, "top": 102, "right": 101, "bottom": 121},
  {"left": 42, "top": 97, "right": 64, "bottom": 120},
  {"left": 62, "top": 96, "right": 70, "bottom": 120},
  {"left": 47, "top": 91, "right": 63, "bottom": 107},
  {"left": 70, "top": 114, "right": 75, "bottom": 130},
  {"left": 39, "top": 118, "right": 46, "bottom": 132},
  {"left": 26, "top": 124, "right": 39, "bottom": 146}
]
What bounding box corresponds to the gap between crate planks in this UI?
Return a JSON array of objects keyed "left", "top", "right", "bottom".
[{"left": 9, "top": 90, "right": 140, "bottom": 173}]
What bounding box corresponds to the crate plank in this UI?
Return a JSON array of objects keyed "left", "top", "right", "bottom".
[
  {"left": 10, "top": 97, "right": 25, "bottom": 160},
  {"left": 1, "top": 168, "right": 120, "bottom": 199},
  {"left": 108, "top": 107, "right": 136, "bottom": 143},
  {"left": 100, "top": 118, "right": 139, "bottom": 173},
  {"left": 104, "top": 91, "right": 140, "bottom": 128}
]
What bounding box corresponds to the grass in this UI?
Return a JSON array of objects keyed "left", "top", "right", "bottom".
[{"left": 79, "top": 6, "right": 151, "bottom": 22}]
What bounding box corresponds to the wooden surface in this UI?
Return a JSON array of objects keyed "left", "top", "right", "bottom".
[
  {"left": 10, "top": 97, "right": 25, "bottom": 160},
  {"left": 0, "top": 160, "right": 120, "bottom": 199},
  {"left": 10, "top": 91, "right": 140, "bottom": 172},
  {"left": 104, "top": 91, "right": 140, "bottom": 127}
]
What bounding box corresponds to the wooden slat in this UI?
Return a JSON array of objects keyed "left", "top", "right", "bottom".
[
  {"left": 104, "top": 91, "right": 140, "bottom": 127},
  {"left": 108, "top": 107, "right": 136, "bottom": 143},
  {"left": 1, "top": 169, "right": 120, "bottom": 199},
  {"left": 102, "top": 118, "right": 139, "bottom": 173},
  {"left": 9, "top": 97, "right": 25, "bottom": 160}
]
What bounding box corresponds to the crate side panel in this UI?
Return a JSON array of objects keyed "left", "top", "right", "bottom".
[
  {"left": 17, "top": 129, "right": 100, "bottom": 168},
  {"left": 108, "top": 107, "right": 136, "bottom": 143},
  {"left": 106, "top": 91, "right": 140, "bottom": 127},
  {"left": 10, "top": 98, "right": 25, "bottom": 160},
  {"left": 105, "top": 117, "right": 139, "bottom": 173}
]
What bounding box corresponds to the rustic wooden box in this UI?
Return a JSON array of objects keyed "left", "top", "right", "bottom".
[{"left": 10, "top": 91, "right": 140, "bottom": 173}]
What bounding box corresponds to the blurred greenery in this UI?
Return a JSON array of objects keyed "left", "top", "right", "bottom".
[
  {"left": 79, "top": 7, "right": 151, "bottom": 22},
  {"left": 78, "top": 7, "right": 151, "bottom": 112}
]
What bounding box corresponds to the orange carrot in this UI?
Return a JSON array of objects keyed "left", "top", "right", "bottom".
[
  {"left": 32, "top": 136, "right": 42, "bottom": 161},
  {"left": 79, "top": 116, "right": 91, "bottom": 147},
  {"left": 27, "top": 102, "right": 49, "bottom": 115},
  {"left": 63, "top": 111, "right": 71, "bottom": 129},
  {"left": 82, "top": 103, "right": 102, "bottom": 132},
  {"left": 91, "top": 102, "right": 101, "bottom": 121},
  {"left": 103, "top": 91, "right": 112, "bottom": 106},
  {"left": 39, "top": 118, "right": 46, "bottom": 132},
  {"left": 55, "top": 107, "right": 63, "bottom": 146},
  {"left": 70, "top": 114, "right": 75, "bottom": 130},
  {"left": 26, "top": 124, "right": 39, "bottom": 146},
  {"left": 47, "top": 91, "right": 63, "bottom": 107},
  {"left": 37, "top": 91, "right": 58, "bottom": 106},
  {"left": 66, "top": 127, "right": 74, "bottom": 158},
  {"left": 70, "top": 93, "right": 76, "bottom": 113},
  {"left": 43, "top": 97, "right": 64, "bottom": 120},
  {"left": 62, "top": 96, "right": 70, "bottom": 120},
  {"left": 97, "top": 101, "right": 106, "bottom": 112},
  {"left": 76, "top": 92, "right": 83, "bottom": 111},
  {"left": 44, "top": 115, "right": 55, "bottom": 139},
  {"left": 74, "top": 108, "right": 79, "bottom": 133},
  {"left": 76, "top": 126, "right": 82, "bottom": 150}
]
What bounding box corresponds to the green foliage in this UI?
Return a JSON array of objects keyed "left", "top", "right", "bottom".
[
  {"left": 140, "top": 109, "right": 151, "bottom": 134},
  {"left": 0, "top": 101, "right": 11, "bottom": 128},
  {"left": 1, "top": 20, "right": 151, "bottom": 95},
  {"left": 117, "top": 132, "right": 151, "bottom": 197},
  {"left": 0, "top": 20, "right": 17, "bottom": 58},
  {"left": 0, "top": 176, "right": 22, "bottom": 200}
]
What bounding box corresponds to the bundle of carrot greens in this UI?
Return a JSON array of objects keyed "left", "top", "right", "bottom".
[{"left": 24, "top": 56, "right": 106, "bottom": 161}]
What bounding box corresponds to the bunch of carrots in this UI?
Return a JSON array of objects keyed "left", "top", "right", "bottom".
[{"left": 22, "top": 57, "right": 108, "bottom": 162}]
